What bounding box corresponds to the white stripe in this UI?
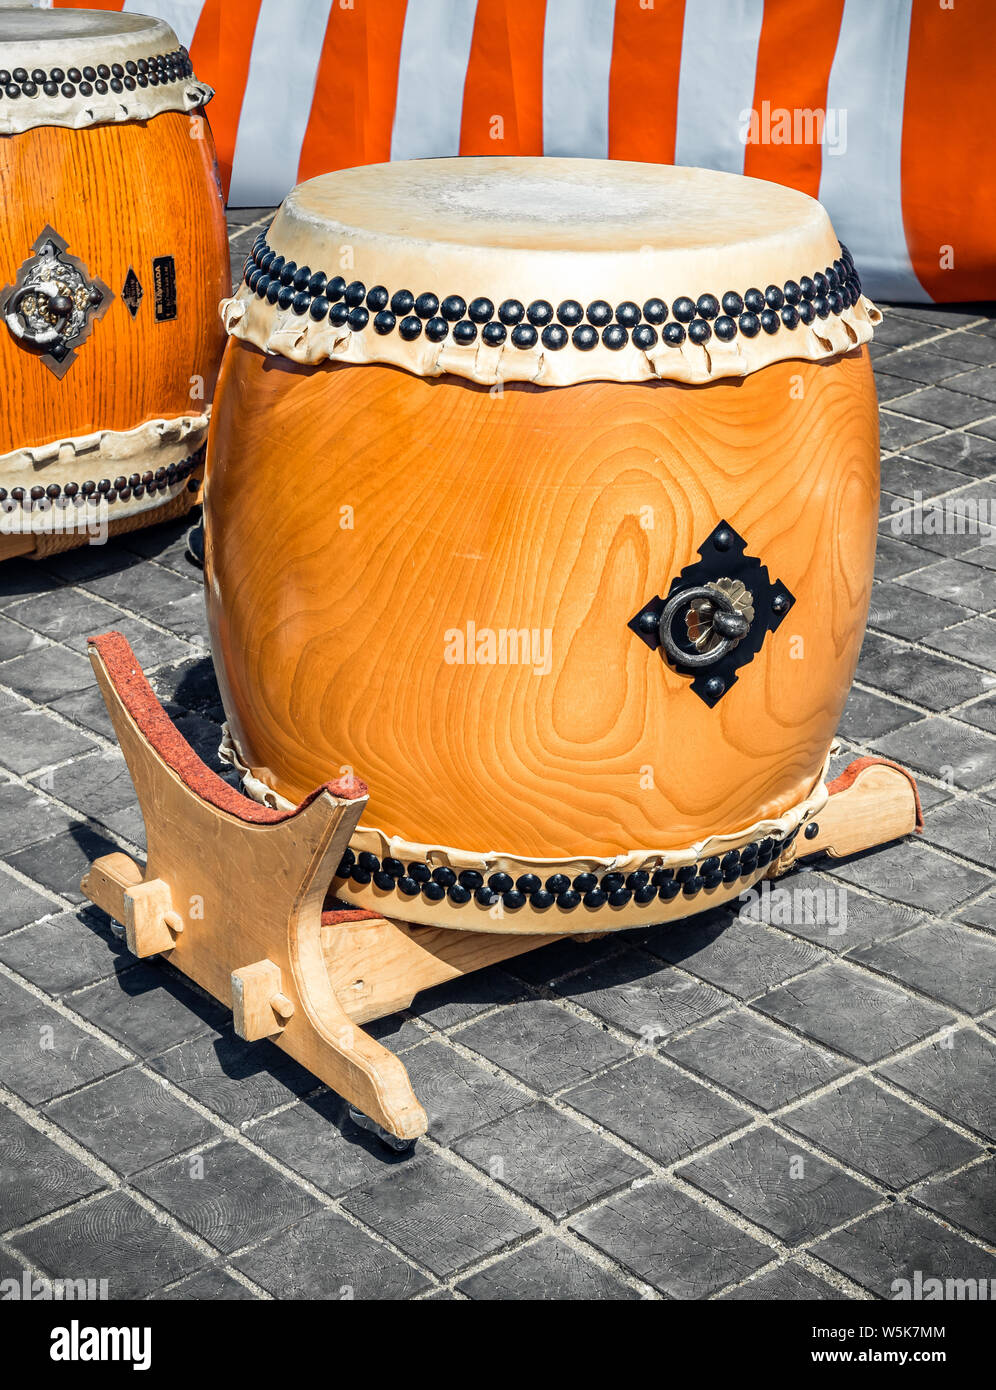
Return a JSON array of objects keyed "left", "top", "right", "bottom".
[
  {"left": 121, "top": 0, "right": 205, "bottom": 50},
  {"left": 542, "top": 0, "right": 616, "bottom": 157},
  {"left": 390, "top": 0, "right": 478, "bottom": 162},
  {"left": 228, "top": 0, "right": 333, "bottom": 207},
  {"left": 819, "top": 0, "right": 926, "bottom": 302},
  {"left": 674, "top": 0, "right": 763, "bottom": 174}
]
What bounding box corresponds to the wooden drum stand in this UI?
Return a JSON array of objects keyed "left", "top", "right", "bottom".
[{"left": 80, "top": 633, "right": 921, "bottom": 1146}]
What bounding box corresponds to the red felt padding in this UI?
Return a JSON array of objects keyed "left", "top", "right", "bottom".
[
  {"left": 88, "top": 632, "right": 368, "bottom": 825},
  {"left": 826, "top": 756, "right": 924, "bottom": 833},
  {"left": 321, "top": 907, "right": 385, "bottom": 926}
]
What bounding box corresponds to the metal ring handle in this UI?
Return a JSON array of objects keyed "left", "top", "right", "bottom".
[
  {"left": 4, "top": 281, "right": 74, "bottom": 350},
  {"left": 658, "top": 584, "right": 751, "bottom": 669}
]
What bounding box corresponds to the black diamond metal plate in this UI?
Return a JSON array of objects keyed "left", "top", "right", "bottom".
[{"left": 628, "top": 520, "right": 795, "bottom": 708}]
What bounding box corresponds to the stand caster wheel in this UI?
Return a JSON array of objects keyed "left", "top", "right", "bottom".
[
  {"left": 185, "top": 519, "right": 204, "bottom": 569},
  {"left": 348, "top": 1105, "right": 418, "bottom": 1153}
]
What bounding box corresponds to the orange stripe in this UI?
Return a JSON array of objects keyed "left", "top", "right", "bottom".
[
  {"left": 743, "top": 0, "right": 844, "bottom": 196},
  {"left": 459, "top": 0, "right": 546, "bottom": 155},
  {"left": 297, "top": 0, "right": 408, "bottom": 181},
  {"left": 607, "top": 0, "right": 684, "bottom": 164},
  {"left": 902, "top": 0, "right": 996, "bottom": 302},
  {"left": 188, "top": 0, "right": 263, "bottom": 202}
]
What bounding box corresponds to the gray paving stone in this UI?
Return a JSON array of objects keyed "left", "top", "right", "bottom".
[
  {"left": 341, "top": 1155, "right": 537, "bottom": 1278},
  {"left": 499, "top": 933, "right": 622, "bottom": 986},
  {"left": 909, "top": 431, "right": 996, "bottom": 476},
  {"left": 944, "top": 366, "right": 996, "bottom": 403},
  {"left": 882, "top": 511, "right": 996, "bottom": 561},
  {"left": 868, "top": 581, "right": 972, "bottom": 640},
  {"left": 562, "top": 1054, "right": 750, "bottom": 1164},
  {"left": 814, "top": 1202, "right": 996, "bottom": 1299},
  {"left": 0, "top": 644, "right": 94, "bottom": 703},
  {"left": 828, "top": 838, "right": 991, "bottom": 913},
  {"left": 770, "top": 869, "right": 922, "bottom": 954},
  {"left": 43, "top": 1067, "right": 220, "bottom": 1177},
  {"left": 914, "top": 1157, "right": 995, "bottom": 1244},
  {"left": 46, "top": 684, "right": 116, "bottom": 741},
  {"left": 455, "top": 998, "right": 630, "bottom": 1095},
  {"left": 231, "top": 1209, "right": 429, "bottom": 1300},
  {"left": 7, "top": 589, "right": 193, "bottom": 668},
  {"left": 0, "top": 778, "right": 79, "bottom": 851},
  {"left": 149, "top": 1265, "right": 258, "bottom": 1300},
  {"left": 873, "top": 532, "right": 937, "bottom": 579},
  {"left": 719, "top": 1262, "right": 846, "bottom": 1300},
  {"left": 557, "top": 949, "right": 729, "bottom": 1041},
  {"left": 955, "top": 693, "right": 996, "bottom": 733},
  {"left": 897, "top": 557, "right": 996, "bottom": 611},
  {"left": 0, "top": 560, "right": 62, "bottom": 608},
  {"left": 0, "top": 1102, "right": 106, "bottom": 1229},
  {"left": 0, "top": 617, "right": 47, "bottom": 662},
  {"left": 0, "top": 907, "right": 130, "bottom": 994},
  {"left": 926, "top": 616, "right": 996, "bottom": 669},
  {"left": 148, "top": 655, "right": 223, "bottom": 721},
  {"left": 394, "top": 1041, "right": 529, "bottom": 1144},
  {"left": 677, "top": 1125, "right": 879, "bottom": 1244},
  {"left": 457, "top": 1236, "right": 640, "bottom": 1300},
  {"left": 454, "top": 1101, "right": 648, "bottom": 1218},
  {"left": 856, "top": 631, "right": 992, "bottom": 709},
  {"left": 853, "top": 923, "right": 996, "bottom": 1015},
  {"left": 877, "top": 352, "right": 981, "bottom": 388},
  {"left": 956, "top": 889, "right": 996, "bottom": 932},
  {"left": 932, "top": 332, "right": 996, "bottom": 367},
  {"left": 872, "top": 317, "right": 939, "bottom": 350},
  {"left": 30, "top": 748, "right": 144, "bottom": 845},
  {"left": 246, "top": 1091, "right": 407, "bottom": 1196},
  {"left": 0, "top": 971, "right": 124, "bottom": 1104},
  {"left": 643, "top": 909, "right": 824, "bottom": 1000},
  {"left": 409, "top": 964, "right": 524, "bottom": 1030},
  {"left": 662, "top": 1011, "right": 852, "bottom": 1111},
  {"left": 878, "top": 412, "right": 943, "bottom": 452},
  {"left": 0, "top": 700, "right": 97, "bottom": 775},
  {"left": 10, "top": 1189, "right": 205, "bottom": 1299},
  {"left": 873, "top": 374, "right": 918, "bottom": 404},
  {"left": 756, "top": 962, "right": 954, "bottom": 1063},
  {"left": 875, "top": 719, "right": 996, "bottom": 790},
  {"left": 5, "top": 823, "right": 121, "bottom": 904},
  {"left": 781, "top": 1075, "right": 981, "bottom": 1190},
  {"left": 0, "top": 864, "right": 57, "bottom": 935},
  {"left": 878, "top": 1029, "right": 996, "bottom": 1139},
  {"left": 838, "top": 686, "right": 922, "bottom": 741},
  {"left": 71, "top": 961, "right": 227, "bottom": 1058},
  {"left": 570, "top": 1181, "right": 771, "bottom": 1298},
  {"left": 148, "top": 1026, "right": 317, "bottom": 1126},
  {"left": 889, "top": 387, "right": 993, "bottom": 429},
  {"left": 133, "top": 1139, "right": 321, "bottom": 1254}
]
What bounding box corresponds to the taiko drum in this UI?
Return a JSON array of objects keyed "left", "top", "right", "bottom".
[
  {"left": 205, "top": 158, "right": 881, "bottom": 933},
  {"left": 0, "top": 7, "right": 229, "bottom": 559}
]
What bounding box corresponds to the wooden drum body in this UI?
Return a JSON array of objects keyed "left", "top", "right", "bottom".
[
  {"left": 0, "top": 8, "right": 229, "bottom": 560},
  {"left": 205, "top": 159, "right": 882, "bottom": 934}
]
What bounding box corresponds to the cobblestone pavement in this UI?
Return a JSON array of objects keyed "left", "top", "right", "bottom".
[{"left": 0, "top": 209, "right": 994, "bottom": 1301}]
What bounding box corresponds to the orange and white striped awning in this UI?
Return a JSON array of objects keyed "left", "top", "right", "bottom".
[{"left": 51, "top": 0, "right": 995, "bottom": 303}]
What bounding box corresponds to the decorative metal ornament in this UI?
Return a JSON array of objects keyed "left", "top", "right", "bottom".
[
  {"left": 122, "top": 267, "right": 144, "bottom": 318},
  {"left": 629, "top": 520, "right": 795, "bottom": 707},
  {"left": 1, "top": 227, "right": 113, "bottom": 378}
]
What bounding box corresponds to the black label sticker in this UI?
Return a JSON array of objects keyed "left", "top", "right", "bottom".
[{"left": 153, "top": 256, "right": 177, "bottom": 322}]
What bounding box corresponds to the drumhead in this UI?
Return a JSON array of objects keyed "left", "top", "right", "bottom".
[
  {"left": 0, "top": 7, "right": 212, "bottom": 135},
  {"left": 226, "top": 157, "right": 880, "bottom": 388}
]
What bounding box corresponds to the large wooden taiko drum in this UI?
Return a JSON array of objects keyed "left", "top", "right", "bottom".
[
  {"left": 0, "top": 7, "right": 229, "bottom": 560},
  {"left": 206, "top": 158, "right": 881, "bottom": 934}
]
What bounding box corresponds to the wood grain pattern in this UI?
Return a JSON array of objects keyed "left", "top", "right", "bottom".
[
  {"left": 0, "top": 111, "right": 229, "bottom": 453},
  {"left": 205, "top": 344, "right": 879, "bottom": 858}
]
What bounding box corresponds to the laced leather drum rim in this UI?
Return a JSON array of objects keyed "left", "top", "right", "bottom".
[
  {"left": 0, "top": 46, "right": 194, "bottom": 103},
  {"left": 242, "top": 231, "right": 864, "bottom": 354}
]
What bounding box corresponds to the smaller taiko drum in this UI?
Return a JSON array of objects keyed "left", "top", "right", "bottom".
[
  {"left": 0, "top": 7, "right": 229, "bottom": 560},
  {"left": 205, "top": 158, "right": 882, "bottom": 935}
]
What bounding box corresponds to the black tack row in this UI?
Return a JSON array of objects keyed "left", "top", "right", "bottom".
[
  {"left": 0, "top": 49, "right": 193, "bottom": 102},
  {"left": 243, "top": 236, "right": 861, "bottom": 352},
  {"left": 0, "top": 446, "right": 202, "bottom": 507},
  {"left": 335, "top": 828, "right": 799, "bottom": 911}
]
